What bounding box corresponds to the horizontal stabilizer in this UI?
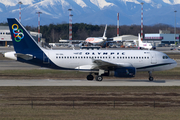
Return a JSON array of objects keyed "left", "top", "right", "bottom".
[
  {"left": 15, "top": 53, "right": 33, "bottom": 60},
  {"left": 75, "top": 65, "right": 95, "bottom": 70}
]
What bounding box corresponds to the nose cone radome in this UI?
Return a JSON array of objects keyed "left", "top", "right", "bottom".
[{"left": 170, "top": 59, "right": 177, "bottom": 70}]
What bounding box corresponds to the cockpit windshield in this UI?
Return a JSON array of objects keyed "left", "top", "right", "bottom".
[{"left": 162, "top": 56, "right": 169, "bottom": 59}]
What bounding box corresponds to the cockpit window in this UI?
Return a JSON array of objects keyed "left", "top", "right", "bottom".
[{"left": 163, "top": 56, "right": 169, "bottom": 59}]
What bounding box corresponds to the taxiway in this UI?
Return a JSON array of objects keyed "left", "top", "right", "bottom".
[{"left": 0, "top": 79, "right": 180, "bottom": 86}]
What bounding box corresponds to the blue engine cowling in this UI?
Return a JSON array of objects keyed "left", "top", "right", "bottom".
[
  {"left": 102, "top": 67, "right": 136, "bottom": 77},
  {"left": 114, "top": 67, "right": 136, "bottom": 77}
]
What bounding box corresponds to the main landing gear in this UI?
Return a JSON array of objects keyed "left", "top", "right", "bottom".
[
  {"left": 95, "top": 75, "right": 103, "bottom": 81},
  {"left": 87, "top": 74, "right": 103, "bottom": 81},
  {"left": 86, "top": 74, "right": 94, "bottom": 81},
  {"left": 87, "top": 69, "right": 104, "bottom": 82},
  {"left": 148, "top": 71, "right": 154, "bottom": 81}
]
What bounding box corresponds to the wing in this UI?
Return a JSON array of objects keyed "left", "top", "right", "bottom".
[
  {"left": 92, "top": 59, "right": 133, "bottom": 70},
  {"left": 76, "top": 59, "right": 133, "bottom": 71}
]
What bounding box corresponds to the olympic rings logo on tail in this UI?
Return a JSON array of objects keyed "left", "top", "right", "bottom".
[{"left": 12, "top": 24, "right": 24, "bottom": 42}]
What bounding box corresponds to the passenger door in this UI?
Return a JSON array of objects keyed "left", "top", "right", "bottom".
[{"left": 151, "top": 53, "right": 157, "bottom": 64}]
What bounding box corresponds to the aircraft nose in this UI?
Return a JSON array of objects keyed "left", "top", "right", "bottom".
[{"left": 171, "top": 59, "right": 177, "bottom": 68}]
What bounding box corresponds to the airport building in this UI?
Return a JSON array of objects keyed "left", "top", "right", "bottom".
[
  {"left": 144, "top": 30, "right": 180, "bottom": 47},
  {"left": 0, "top": 26, "right": 42, "bottom": 46},
  {"left": 0, "top": 26, "right": 12, "bottom": 46},
  {"left": 113, "top": 35, "right": 138, "bottom": 47},
  {"left": 113, "top": 35, "right": 138, "bottom": 42},
  {"left": 112, "top": 30, "right": 180, "bottom": 47}
]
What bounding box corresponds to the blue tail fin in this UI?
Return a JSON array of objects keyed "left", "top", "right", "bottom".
[{"left": 7, "top": 18, "right": 41, "bottom": 53}]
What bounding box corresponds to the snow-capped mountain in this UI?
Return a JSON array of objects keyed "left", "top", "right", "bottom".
[{"left": 0, "top": 0, "right": 180, "bottom": 26}]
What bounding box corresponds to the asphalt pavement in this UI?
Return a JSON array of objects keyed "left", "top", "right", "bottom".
[{"left": 0, "top": 79, "right": 180, "bottom": 86}]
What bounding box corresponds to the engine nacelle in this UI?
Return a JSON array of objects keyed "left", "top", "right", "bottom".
[{"left": 103, "top": 67, "right": 136, "bottom": 78}]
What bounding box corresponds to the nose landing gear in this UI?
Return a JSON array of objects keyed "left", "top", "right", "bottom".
[{"left": 148, "top": 71, "right": 154, "bottom": 81}]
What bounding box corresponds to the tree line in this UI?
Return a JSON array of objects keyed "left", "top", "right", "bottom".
[
  {"left": 29, "top": 23, "right": 180, "bottom": 43},
  {"left": 1, "top": 22, "right": 180, "bottom": 43}
]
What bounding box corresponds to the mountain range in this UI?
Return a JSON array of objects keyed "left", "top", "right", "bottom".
[{"left": 0, "top": 0, "right": 180, "bottom": 27}]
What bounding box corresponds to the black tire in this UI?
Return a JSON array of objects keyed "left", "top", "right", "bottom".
[
  {"left": 87, "top": 75, "right": 94, "bottom": 81},
  {"left": 149, "top": 77, "right": 154, "bottom": 81},
  {"left": 96, "top": 75, "right": 103, "bottom": 81}
]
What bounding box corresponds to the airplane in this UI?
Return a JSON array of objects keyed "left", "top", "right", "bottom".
[
  {"left": 138, "top": 33, "right": 156, "bottom": 50},
  {"left": 4, "top": 18, "right": 177, "bottom": 81},
  {"left": 85, "top": 24, "right": 107, "bottom": 46}
]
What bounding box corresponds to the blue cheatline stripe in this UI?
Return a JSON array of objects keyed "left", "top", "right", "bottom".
[{"left": 137, "top": 63, "right": 173, "bottom": 70}]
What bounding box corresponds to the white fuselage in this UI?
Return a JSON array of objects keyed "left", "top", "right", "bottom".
[
  {"left": 85, "top": 37, "right": 104, "bottom": 45},
  {"left": 42, "top": 49, "right": 176, "bottom": 72},
  {"left": 139, "top": 42, "right": 153, "bottom": 49}
]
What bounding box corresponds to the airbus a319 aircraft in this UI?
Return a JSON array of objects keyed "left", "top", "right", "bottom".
[
  {"left": 85, "top": 24, "right": 107, "bottom": 46},
  {"left": 138, "top": 33, "right": 156, "bottom": 50},
  {"left": 4, "top": 18, "right": 177, "bottom": 81}
]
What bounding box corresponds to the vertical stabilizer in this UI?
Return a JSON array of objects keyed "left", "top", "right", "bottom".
[
  {"left": 7, "top": 18, "right": 41, "bottom": 53},
  {"left": 103, "top": 24, "right": 107, "bottom": 38},
  {"left": 138, "top": 33, "right": 142, "bottom": 44}
]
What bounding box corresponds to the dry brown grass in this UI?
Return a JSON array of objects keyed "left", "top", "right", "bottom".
[{"left": 0, "top": 86, "right": 180, "bottom": 120}]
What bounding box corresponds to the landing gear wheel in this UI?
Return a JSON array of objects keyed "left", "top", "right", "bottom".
[
  {"left": 96, "top": 75, "right": 103, "bottom": 81},
  {"left": 87, "top": 75, "right": 94, "bottom": 81},
  {"left": 149, "top": 77, "right": 154, "bottom": 81}
]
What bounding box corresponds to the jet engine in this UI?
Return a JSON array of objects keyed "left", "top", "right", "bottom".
[{"left": 103, "top": 67, "right": 136, "bottom": 77}]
